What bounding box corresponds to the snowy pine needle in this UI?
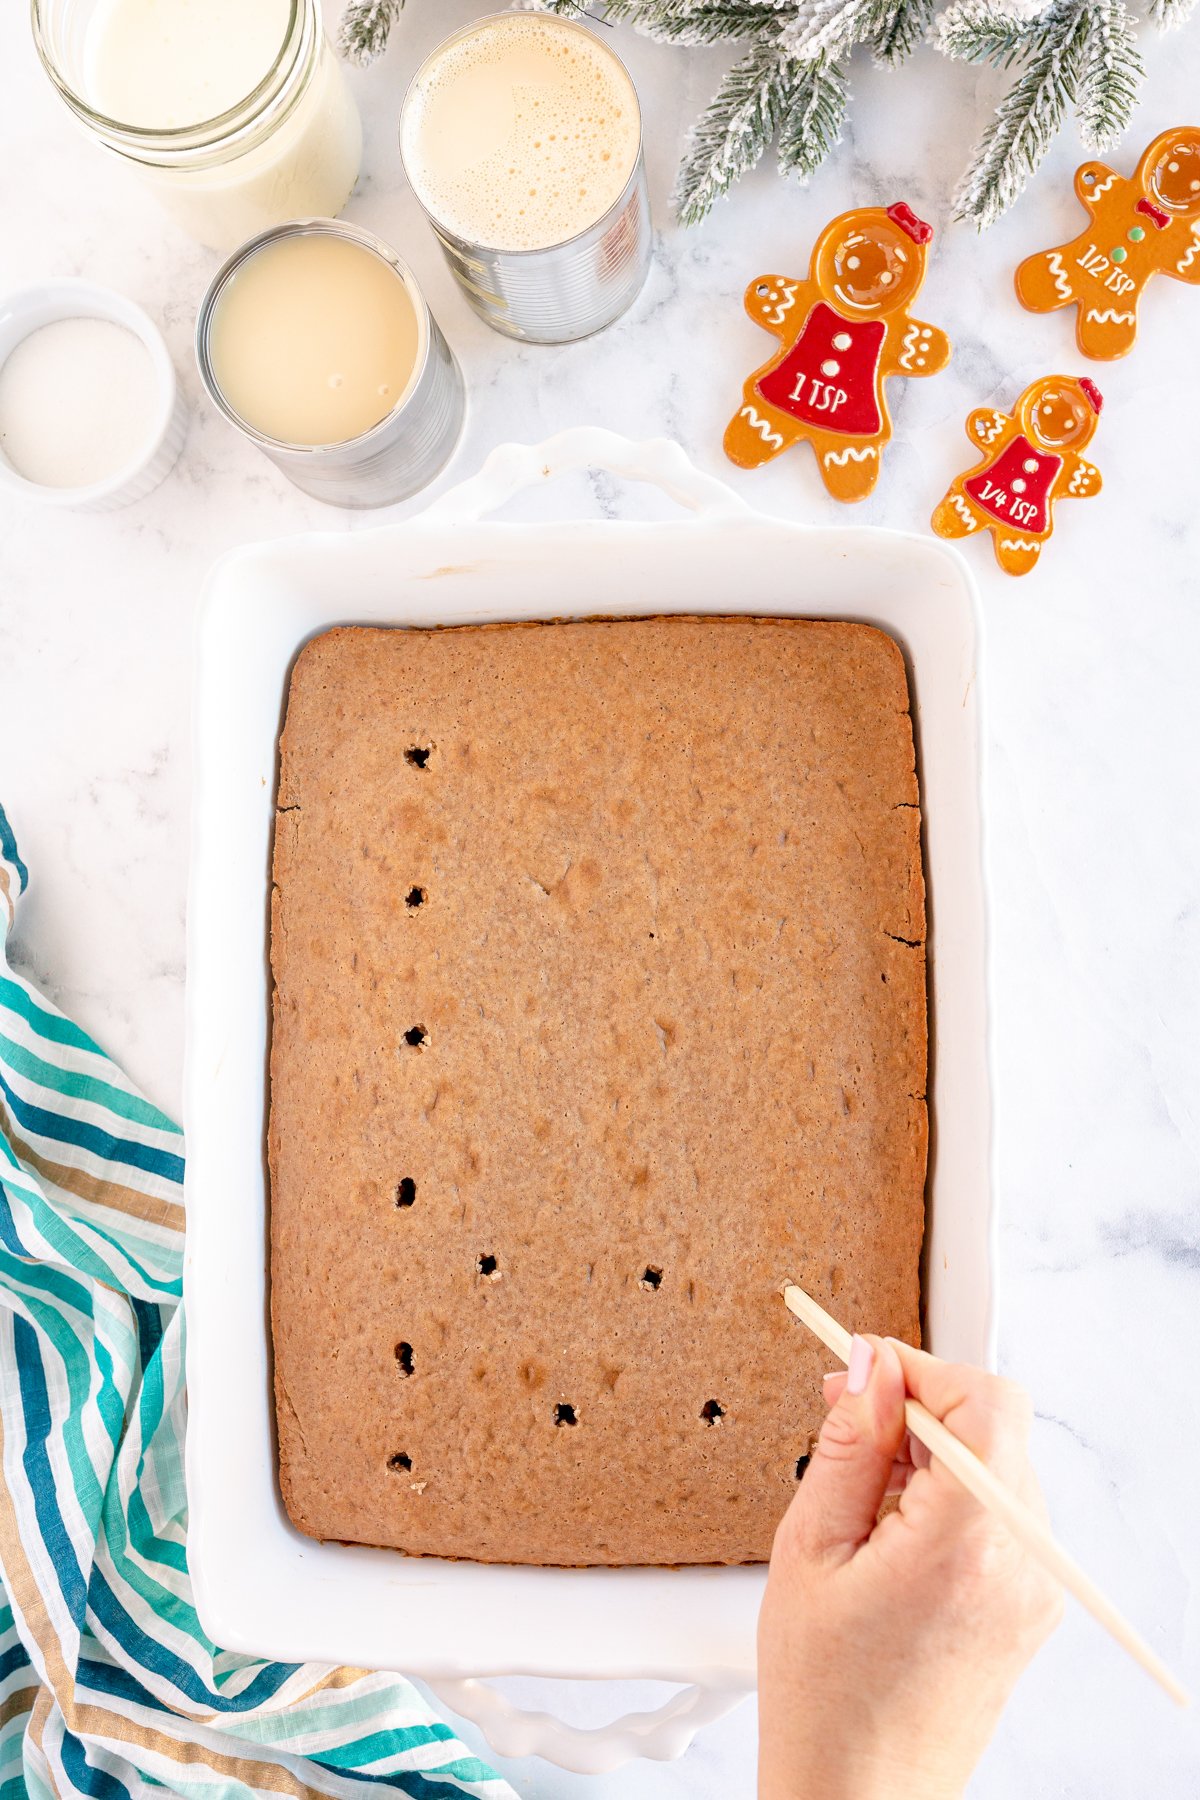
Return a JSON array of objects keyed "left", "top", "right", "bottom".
[
  {"left": 628, "top": 3, "right": 802, "bottom": 42},
  {"left": 776, "top": 55, "right": 849, "bottom": 175},
  {"left": 338, "top": 0, "right": 404, "bottom": 68},
  {"left": 950, "top": 0, "right": 1092, "bottom": 226},
  {"left": 1076, "top": 0, "right": 1143, "bottom": 148},
  {"left": 783, "top": 0, "right": 907, "bottom": 60},
  {"left": 943, "top": 0, "right": 1145, "bottom": 225},
  {"left": 871, "top": 0, "right": 937, "bottom": 64},
  {"left": 674, "top": 39, "right": 795, "bottom": 223},
  {"left": 934, "top": 1, "right": 1041, "bottom": 65}
]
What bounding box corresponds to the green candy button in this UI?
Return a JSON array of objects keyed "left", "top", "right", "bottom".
[
  {"left": 1111, "top": 245, "right": 1127, "bottom": 263},
  {"left": 1129, "top": 225, "right": 1145, "bottom": 242}
]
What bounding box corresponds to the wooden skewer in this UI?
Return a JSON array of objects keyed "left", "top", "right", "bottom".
[{"left": 782, "top": 1282, "right": 1191, "bottom": 1709}]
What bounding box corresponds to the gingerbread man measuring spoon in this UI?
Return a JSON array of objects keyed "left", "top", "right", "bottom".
[
  {"left": 1015, "top": 126, "right": 1200, "bottom": 359},
  {"left": 724, "top": 202, "right": 951, "bottom": 501},
  {"left": 931, "top": 376, "right": 1103, "bottom": 576}
]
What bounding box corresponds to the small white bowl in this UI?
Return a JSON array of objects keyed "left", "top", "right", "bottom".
[{"left": 0, "top": 278, "right": 187, "bottom": 512}]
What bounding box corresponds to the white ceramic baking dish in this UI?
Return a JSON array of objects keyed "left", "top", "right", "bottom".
[{"left": 184, "top": 428, "right": 992, "bottom": 1775}]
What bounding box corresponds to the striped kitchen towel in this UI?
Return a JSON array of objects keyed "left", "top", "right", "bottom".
[{"left": 0, "top": 805, "right": 515, "bottom": 1800}]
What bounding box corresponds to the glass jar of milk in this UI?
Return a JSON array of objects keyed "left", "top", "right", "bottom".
[{"left": 32, "top": 0, "right": 361, "bottom": 252}]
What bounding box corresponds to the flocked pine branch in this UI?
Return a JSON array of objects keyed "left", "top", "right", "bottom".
[
  {"left": 935, "top": 0, "right": 1043, "bottom": 67},
  {"left": 871, "top": 0, "right": 938, "bottom": 64},
  {"left": 782, "top": 0, "right": 907, "bottom": 61},
  {"left": 949, "top": 0, "right": 1092, "bottom": 226},
  {"left": 674, "top": 37, "right": 796, "bottom": 222},
  {"left": 776, "top": 55, "right": 849, "bottom": 175},
  {"left": 635, "top": 5, "right": 803, "bottom": 43},
  {"left": 942, "top": 0, "right": 1142, "bottom": 224},
  {"left": 539, "top": 3, "right": 807, "bottom": 44},
  {"left": 338, "top": 0, "right": 404, "bottom": 67},
  {"left": 530, "top": 0, "right": 777, "bottom": 29},
  {"left": 1146, "top": 0, "right": 1198, "bottom": 24},
  {"left": 1076, "top": 0, "right": 1142, "bottom": 147},
  {"left": 531, "top": 0, "right": 630, "bottom": 18}
]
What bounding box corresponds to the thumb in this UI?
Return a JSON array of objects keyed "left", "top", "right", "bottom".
[{"left": 792, "top": 1335, "right": 908, "bottom": 1564}]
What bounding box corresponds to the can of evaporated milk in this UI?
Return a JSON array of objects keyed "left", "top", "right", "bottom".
[{"left": 399, "top": 11, "right": 652, "bottom": 345}]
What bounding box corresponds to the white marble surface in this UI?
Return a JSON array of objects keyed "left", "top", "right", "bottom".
[{"left": 3, "top": 4, "right": 1199, "bottom": 1794}]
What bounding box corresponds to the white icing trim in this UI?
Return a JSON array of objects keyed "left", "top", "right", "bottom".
[
  {"left": 823, "top": 444, "right": 877, "bottom": 467},
  {"left": 738, "top": 405, "right": 784, "bottom": 450},
  {"left": 765, "top": 281, "right": 799, "bottom": 325}
]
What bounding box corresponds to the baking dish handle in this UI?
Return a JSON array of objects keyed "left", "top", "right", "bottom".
[
  {"left": 417, "top": 426, "right": 754, "bottom": 524},
  {"left": 425, "top": 1674, "right": 751, "bottom": 1775}
]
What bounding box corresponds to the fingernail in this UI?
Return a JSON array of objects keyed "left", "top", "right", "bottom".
[
  {"left": 846, "top": 1335, "right": 874, "bottom": 1396},
  {"left": 822, "top": 1370, "right": 840, "bottom": 1386}
]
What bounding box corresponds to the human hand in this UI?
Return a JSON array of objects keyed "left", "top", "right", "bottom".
[{"left": 757, "top": 1337, "right": 1063, "bottom": 1800}]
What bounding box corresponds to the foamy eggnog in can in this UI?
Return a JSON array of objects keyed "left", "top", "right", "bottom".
[{"left": 400, "top": 12, "right": 651, "bottom": 342}]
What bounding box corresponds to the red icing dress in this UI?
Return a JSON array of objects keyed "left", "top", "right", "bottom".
[
  {"left": 755, "top": 302, "right": 886, "bottom": 436},
  {"left": 964, "top": 436, "right": 1062, "bottom": 534}
]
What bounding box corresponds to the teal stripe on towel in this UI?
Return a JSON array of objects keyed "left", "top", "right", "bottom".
[{"left": 0, "top": 803, "right": 513, "bottom": 1800}]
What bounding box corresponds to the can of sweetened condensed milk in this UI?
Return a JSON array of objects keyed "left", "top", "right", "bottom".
[{"left": 196, "top": 218, "right": 465, "bottom": 507}]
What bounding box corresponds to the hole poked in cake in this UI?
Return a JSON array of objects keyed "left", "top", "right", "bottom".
[
  {"left": 639, "top": 1266, "right": 663, "bottom": 1290},
  {"left": 387, "top": 1451, "right": 412, "bottom": 1472},
  {"left": 476, "top": 1253, "right": 500, "bottom": 1280},
  {"left": 395, "top": 1341, "right": 414, "bottom": 1377},
  {"left": 405, "top": 886, "right": 427, "bottom": 909},
  {"left": 405, "top": 745, "right": 432, "bottom": 769},
  {"left": 395, "top": 1177, "right": 416, "bottom": 1208},
  {"left": 795, "top": 1455, "right": 811, "bottom": 1480},
  {"left": 554, "top": 1402, "right": 577, "bottom": 1427},
  {"left": 403, "top": 1025, "right": 428, "bottom": 1049},
  {"left": 700, "top": 1399, "right": 725, "bottom": 1426}
]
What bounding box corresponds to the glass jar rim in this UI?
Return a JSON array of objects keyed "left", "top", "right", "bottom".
[
  {"left": 195, "top": 218, "right": 433, "bottom": 456},
  {"left": 30, "top": 0, "right": 305, "bottom": 149},
  {"left": 398, "top": 8, "right": 645, "bottom": 259}
]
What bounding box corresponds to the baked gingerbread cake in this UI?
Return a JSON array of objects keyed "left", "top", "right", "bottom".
[{"left": 269, "top": 616, "right": 926, "bottom": 1565}]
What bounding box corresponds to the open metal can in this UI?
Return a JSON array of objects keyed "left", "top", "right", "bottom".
[
  {"left": 195, "top": 219, "right": 465, "bottom": 508},
  {"left": 399, "top": 13, "right": 652, "bottom": 345}
]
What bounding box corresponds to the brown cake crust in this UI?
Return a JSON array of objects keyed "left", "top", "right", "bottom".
[{"left": 269, "top": 616, "right": 926, "bottom": 1566}]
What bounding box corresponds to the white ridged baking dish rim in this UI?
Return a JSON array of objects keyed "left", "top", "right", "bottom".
[{"left": 184, "top": 427, "right": 993, "bottom": 1774}]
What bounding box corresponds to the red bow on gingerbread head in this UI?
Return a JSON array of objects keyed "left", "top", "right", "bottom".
[
  {"left": 1078, "top": 377, "right": 1104, "bottom": 415},
  {"left": 886, "top": 202, "right": 934, "bottom": 245}
]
